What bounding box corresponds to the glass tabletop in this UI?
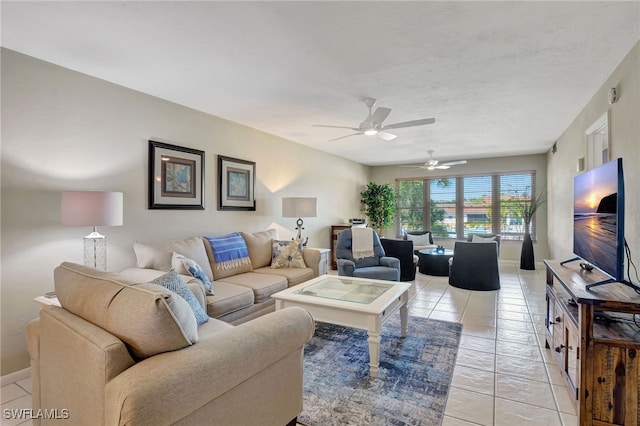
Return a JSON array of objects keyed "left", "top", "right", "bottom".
[{"left": 294, "top": 276, "right": 395, "bottom": 304}]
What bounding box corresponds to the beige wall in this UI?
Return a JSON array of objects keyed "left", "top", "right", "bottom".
[
  {"left": 371, "top": 155, "right": 549, "bottom": 262},
  {"left": 547, "top": 41, "right": 639, "bottom": 266},
  {"left": 0, "top": 49, "right": 370, "bottom": 374}
]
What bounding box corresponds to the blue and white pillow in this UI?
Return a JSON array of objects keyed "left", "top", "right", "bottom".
[
  {"left": 151, "top": 269, "right": 209, "bottom": 326},
  {"left": 172, "top": 252, "right": 214, "bottom": 295}
]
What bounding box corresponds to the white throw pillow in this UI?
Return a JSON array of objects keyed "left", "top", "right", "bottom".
[
  {"left": 471, "top": 235, "right": 496, "bottom": 243},
  {"left": 171, "top": 252, "right": 215, "bottom": 295},
  {"left": 406, "top": 232, "right": 431, "bottom": 246}
]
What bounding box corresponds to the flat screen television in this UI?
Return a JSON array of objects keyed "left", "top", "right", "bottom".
[{"left": 567, "top": 158, "right": 625, "bottom": 288}]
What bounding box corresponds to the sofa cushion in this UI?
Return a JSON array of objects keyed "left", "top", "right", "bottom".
[
  {"left": 151, "top": 270, "right": 209, "bottom": 326},
  {"left": 241, "top": 229, "right": 277, "bottom": 269},
  {"left": 271, "top": 239, "right": 307, "bottom": 269},
  {"left": 134, "top": 237, "right": 214, "bottom": 281},
  {"left": 253, "top": 266, "right": 314, "bottom": 287},
  {"left": 217, "top": 272, "right": 287, "bottom": 304},
  {"left": 172, "top": 252, "right": 214, "bottom": 295},
  {"left": 196, "top": 317, "right": 235, "bottom": 340},
  {"left": 204, "top": 235, "right": 253, "bottom": 280},
  {"left": 204, "top": 282, "right": 254, "bottom": 318},
  {"left": 54, "top": 262, "right": 197, "bottom": 360}
]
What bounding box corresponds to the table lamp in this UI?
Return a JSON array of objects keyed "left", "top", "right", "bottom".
[
  {"left": 62, "top": 191, "right": 123, "bottom": 270},
  {"left": 282, "top": 197, "right": 317, "bottom": 245}
]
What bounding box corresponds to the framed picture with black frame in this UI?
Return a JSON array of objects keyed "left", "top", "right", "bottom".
[
  {"left": 217, "top": 155, "right": 256, "bottom": 211},
  {"left": 148, "top": 140, "right": 204, "bottom": 210}
]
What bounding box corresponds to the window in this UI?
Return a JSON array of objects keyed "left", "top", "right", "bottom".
[
  {"left": 396, "top": 171, "right": 537, "bottom": 240},
  {"left": 462, "top": 176, "right": 492, "bottom": 238},
  {"left": 397, "top": 180, "right": 424, "bottom": 233},
  {"left": 430, "top": 178, "right": 456, "bottom": 238},
  {"left": 499, "top": 173, "right": 536, "bottom": 240}
]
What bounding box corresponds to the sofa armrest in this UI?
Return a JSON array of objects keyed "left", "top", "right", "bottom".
[
  {"left": 380, "top": 256, "right": 400, "bottom": 270},
  {"left": 302, "top": 248, "right": 321, "bottom": 277},
  {"left": 33, "top": 307, "right": 136, "bottom": 425},
  {"left": 337, "top": 259, "right": 355, "bottom": 276},
  {"left": 105, "top": 307, "right": 314, "bottom": 426},
  {"left": 185, "top": 280, "right": 207, "bottom": 311},
  {"left": 26, "top": 319, "right": 41, "bottom": 421}
]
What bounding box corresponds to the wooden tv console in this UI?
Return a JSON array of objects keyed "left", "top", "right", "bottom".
[{"left": 544, "top": 260, "right": 640, "bottom": 426}]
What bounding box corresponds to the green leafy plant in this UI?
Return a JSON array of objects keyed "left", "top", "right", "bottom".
[{"left": 360, "top": 182, "right": 397, "bottom": 234}]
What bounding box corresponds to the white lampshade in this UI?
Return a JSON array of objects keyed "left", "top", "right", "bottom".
[
  {"left": 62, "top": 191, "right": 123, "bottom": 227},
  {"left": 282, "top": 197, "right": 317, "bottom": 218},
  {"left": 61, "top": 191, "right": 123, "bottom": 270}
]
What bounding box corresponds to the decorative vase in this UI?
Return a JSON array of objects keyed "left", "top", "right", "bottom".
[{"left": 520, "top": 227, "right": 535, "bottom": 270}]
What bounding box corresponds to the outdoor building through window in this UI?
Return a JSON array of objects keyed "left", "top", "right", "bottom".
[{"left": 396, "top": 172, "right": 537, "bottom": 241}]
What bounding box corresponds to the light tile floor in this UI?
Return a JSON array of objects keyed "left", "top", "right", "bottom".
[{"left": 2, "top": 261, "right": 577, "bottom": 426}]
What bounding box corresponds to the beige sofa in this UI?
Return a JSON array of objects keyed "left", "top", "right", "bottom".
[
  {"left": 121, "top": 229, "right": 322, "bottom": 325},
  {"left": 27, "top": 262, "right": 315, "bottom": 426}
]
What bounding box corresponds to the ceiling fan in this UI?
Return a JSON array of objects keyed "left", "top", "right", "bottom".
[
  {"left": 400, "top": 150, "right": 468, "bottom": 170},
  {"left": 313, "top": 98, "right": 435, "bottom": 141}
]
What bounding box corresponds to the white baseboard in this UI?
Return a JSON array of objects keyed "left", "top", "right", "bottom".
[{"left": 1, "top": 367, "right": 31, "bottom": 386}]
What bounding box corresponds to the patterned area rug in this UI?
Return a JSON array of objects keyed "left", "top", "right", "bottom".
[{"left": 299, "top": 316, "right": 462, "bottom": 426}]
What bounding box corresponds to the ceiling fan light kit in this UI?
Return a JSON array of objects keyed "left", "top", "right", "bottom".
[{"left": 313, "top": 98, "right": 435, "bottom": 141}]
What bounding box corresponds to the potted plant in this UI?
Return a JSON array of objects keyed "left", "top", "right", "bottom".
[
  {"left": 513, "top": 186, "right": 547, "bottom": 270},
  {"left": 360, "top": 182, "right": 396, "bottom": 235}
]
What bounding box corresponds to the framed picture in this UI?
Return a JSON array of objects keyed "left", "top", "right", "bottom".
[
  {"left": 148, "top": 140, "right": 204, "bottom": 209},
  {"left": 217, "top": 155, "right": 256, "bottom": 211}
]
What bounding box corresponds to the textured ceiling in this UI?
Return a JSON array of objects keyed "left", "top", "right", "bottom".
[{"left": 2, "top": 1, "right": 639, "bottom": 166}]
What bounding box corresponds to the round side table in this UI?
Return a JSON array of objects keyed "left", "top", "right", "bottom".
[{"left": 417, "top": 249, "right": 454, "bottom": 276}]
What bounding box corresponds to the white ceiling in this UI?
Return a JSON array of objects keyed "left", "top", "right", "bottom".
[{"left": 2, "top": 1, "right": 639, "bottom": 166}]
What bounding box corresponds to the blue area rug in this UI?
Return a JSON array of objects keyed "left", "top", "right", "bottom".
[{"left": 299, "top": 316, "right": 462, "bottom": 426}]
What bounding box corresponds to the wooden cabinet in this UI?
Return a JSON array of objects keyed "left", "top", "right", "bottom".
[
  {"left": 330, "top": 225, "right": 351, "bottom": 270},
  {"left": 545, "top": 260, "right": 640, "bottom": 425}
]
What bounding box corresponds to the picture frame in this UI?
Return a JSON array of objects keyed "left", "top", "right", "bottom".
[
  {"left": 217, "top": 155, "right": 256, "bottom": 211},
  {"left": 148, "top": 140, "right": 204, "bottom": 210}
]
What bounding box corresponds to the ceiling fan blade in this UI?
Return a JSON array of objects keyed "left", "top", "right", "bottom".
[
  {"left": 440, "top": 160, "right": 468, "bottom": 167},
  {"left": 382, "top": 117, "right": 436, "bottom": 130},
  {"left": 376, "top": 131, "right": 397, "bottom": 141},
  {"left": 370, "top": 107, "right": 392, "bottom": 124},
  {"left": 328, "top": 132, "right": 363, "bottom": 141},
  {"left": 313, "top": 124, "right": 360, "bottom": 131},
  {"left": 435, "top": 165, "right": 451, "bottom": 169}
]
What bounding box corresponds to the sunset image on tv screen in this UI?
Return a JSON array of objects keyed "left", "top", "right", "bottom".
[{"left": 573, "top": 159, "right": 620, "bottom": 278}]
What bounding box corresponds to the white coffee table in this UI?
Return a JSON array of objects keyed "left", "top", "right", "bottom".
[{"left": 272, "top": 275, "right": 411, "bottom": 378}]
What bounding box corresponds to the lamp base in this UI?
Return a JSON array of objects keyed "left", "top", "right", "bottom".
[
  {"left": 84, "top": 231, "right": 107, "bottom": 270},
  {"left": 294, "top": 218, "right": 309, "bottom": 246}
]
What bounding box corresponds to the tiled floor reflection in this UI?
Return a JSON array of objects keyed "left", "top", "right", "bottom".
[{"left": 408, "top": 262, "right": 578, "bottom": 426}]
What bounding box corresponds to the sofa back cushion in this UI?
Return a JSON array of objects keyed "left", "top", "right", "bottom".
[
  {"left": 134, "top": 236, "right": 214, "bottom": 281},
  {"left": 241, "top": 229, "right": 277, "bottom": 269},
  {"left": 54, "top": 262, "right": 198, "bottom": 360}
]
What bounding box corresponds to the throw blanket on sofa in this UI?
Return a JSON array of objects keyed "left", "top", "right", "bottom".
[
  {"left": 352, "top": 228, "right": 375, "bottom": 260},
  {"left": 206, "top": 233, "right": 251, "bottom": 270}
]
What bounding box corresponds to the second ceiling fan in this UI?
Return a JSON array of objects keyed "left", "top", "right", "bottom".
[
  {"left": 313, "top": 98, "right": 435, "bottom": 141},
  {"left": 400, "top": 150, "right": 468, "bottom": 170}
]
